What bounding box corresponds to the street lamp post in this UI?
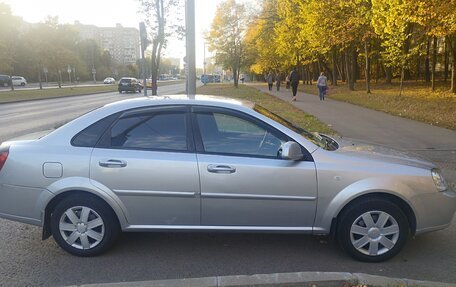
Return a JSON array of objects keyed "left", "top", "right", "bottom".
[{"left": 185, "top": 0, "right": 196, "bottom": 95}]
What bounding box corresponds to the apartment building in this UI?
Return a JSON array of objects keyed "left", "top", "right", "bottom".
[{"left": 75, "top": 21, "right": 140, "bottom": 65}]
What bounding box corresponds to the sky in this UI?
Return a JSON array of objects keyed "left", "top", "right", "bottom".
[{"left": 2, "top": 0, "right": 228, "bottom": 68}]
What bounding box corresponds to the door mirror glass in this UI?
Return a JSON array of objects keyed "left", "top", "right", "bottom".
[{"left": 279, "top": 141, "right": 303, "bottom": 161}]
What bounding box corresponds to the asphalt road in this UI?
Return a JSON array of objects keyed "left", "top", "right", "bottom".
[{"left": 0, "top": 82, "right": 455, "bottom": 286}]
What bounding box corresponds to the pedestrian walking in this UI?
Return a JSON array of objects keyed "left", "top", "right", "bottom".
[
  {"left": 266, "top": 71, "right": 274, "bottom": 91},
  {"left": 276, "top": 73, "right": 281, "bottom": 91},
  {"left": 316, "top": 72, "right": 328, "bottom": 101},
  {"left": 289, "top": 68, "right": 299, "bottom": 101}
]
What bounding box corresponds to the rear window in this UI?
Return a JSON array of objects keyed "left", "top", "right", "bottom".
[{"left": 71, "top": 113, "right": 120, "bottom": 147}]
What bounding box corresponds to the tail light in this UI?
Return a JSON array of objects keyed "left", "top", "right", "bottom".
[{"left": 0, "top": 146, "right": 9, "bottom": 171}]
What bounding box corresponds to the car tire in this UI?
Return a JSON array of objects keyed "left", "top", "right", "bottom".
[
  {"left": 337, "top": 197, "right": 409, "bottom": 262},
  {"left": 21, "top": 82, "right": 25, "bottom": 86},
  {"left": 118, "top": 90, "right": 122, "bottom": 94},
  {"left": 50, "top": 194, "right": 120, "bottom": 257}
]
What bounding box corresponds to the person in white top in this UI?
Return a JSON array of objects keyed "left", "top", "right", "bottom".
[{"left": 316, "top": 72, "right": 328, "bottom": 101}]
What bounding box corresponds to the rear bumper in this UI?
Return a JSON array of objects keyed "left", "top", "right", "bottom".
[{"left": 0, "top": 184, "right": 53, "bottom": 226}]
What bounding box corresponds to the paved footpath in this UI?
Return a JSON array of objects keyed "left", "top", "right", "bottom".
[{"left": 251, "top": 83, "right": 456, "bottom": 188}]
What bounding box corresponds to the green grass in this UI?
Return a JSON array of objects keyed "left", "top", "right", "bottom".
[
  {"left": 0, "top": 85, "right": 118, "bottom": 103},
  {"left": 197, "top": 83, "right": 335, "bottom": 135},
  {"left": 0, "top": 80, "right": 185, "bottom": 104},
  {"left": 298, "top": 80, "right": 456, "bottom": 130}
]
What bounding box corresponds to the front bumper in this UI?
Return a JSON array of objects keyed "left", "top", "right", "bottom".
[{"left": 413, "top": 190, "right": 456, "bottom": 234}]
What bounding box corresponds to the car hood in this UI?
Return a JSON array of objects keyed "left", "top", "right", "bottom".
[{"left": 333, "top": 137, "right": 435, "bottom": 170}]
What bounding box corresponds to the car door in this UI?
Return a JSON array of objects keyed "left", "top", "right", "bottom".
[
  {"left": 90, "top": 105, "right": 200, "bottom": 226},
  {"left": 192, "top": 106, "right": 317, "bottom": 229}
]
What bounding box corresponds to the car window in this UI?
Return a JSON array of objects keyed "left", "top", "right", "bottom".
[
  {"left": 109, "top": 111, "right": 188, "bottom": 151},
  {"left": 196, "top": 111, "right": 287, "bottom": 158},
  {"left": 72, "top": 113, "right": 120, "bottom": 147}
]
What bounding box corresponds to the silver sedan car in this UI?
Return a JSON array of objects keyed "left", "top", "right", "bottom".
[{"left": 0, "top": 95, "right": 454, "bottom": 261}]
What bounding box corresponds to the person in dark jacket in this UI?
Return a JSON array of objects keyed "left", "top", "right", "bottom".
[
  {"left": 276, "top": 73, "right": 281, "bottom": 91},
  {"left": 266, "top": 71, "right": 274, "bottom": 91},
  {"left": 289, "top": 68, "right": 299, "bottom": 101}
]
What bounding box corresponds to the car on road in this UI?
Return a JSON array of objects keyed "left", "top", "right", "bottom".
[
  {"left": 0, "top": 74, "right": 11, "bottom": 87},
  {"left": 139, "top": 78, "right": 153, "bottom": 89},
  {"left": 103, "top": 77, "right": 116, "bottom": 84},
  {"left": 118, "top": 77, "right": 142, "bottom": 93},
  {"left": 11, "top": 76, "right": 27, "bottom": 86},
  {"left": 0, "top": 95, "right": 454, "bottom": 261}
]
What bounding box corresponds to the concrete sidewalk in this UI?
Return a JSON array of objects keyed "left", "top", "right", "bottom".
[
  {"left": 73, "top": 271, "right": 456, "bottom": 287},
  {"left": 251, "top": 83, "right": 456, "bottom": 186},
  {"left": 251, "top": 83, "right": 456, "bottom": 151}
]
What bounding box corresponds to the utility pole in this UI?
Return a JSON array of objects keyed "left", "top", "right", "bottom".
[
  {"left": 186, "top": 0, "right": 196, "bottom": 95},
  {"left": 203, "top": 42, "right": 206, "bottom": 75}
]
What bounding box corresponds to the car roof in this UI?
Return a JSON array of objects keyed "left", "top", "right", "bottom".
[{"left": 103, "top": 95, "right": 252, "bottom": 110}]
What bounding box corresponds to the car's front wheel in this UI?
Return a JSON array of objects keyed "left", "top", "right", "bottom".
[
  {"left": 337, "top": 197, "right": 409, "bottom": 262},
  {"left": 50, "top": 194, "right": 120, "bottom": 257}
]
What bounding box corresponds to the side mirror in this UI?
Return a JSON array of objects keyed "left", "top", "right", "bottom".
[{"left": 279, "top": 141, "right": 303, "bottom": 160}]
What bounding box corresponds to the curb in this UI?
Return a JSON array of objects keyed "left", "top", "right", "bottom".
[{"left": 69, "top": 272, "right": 456, "bottom": 287}]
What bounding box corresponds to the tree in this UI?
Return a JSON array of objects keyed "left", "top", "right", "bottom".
[
  {"left": 0, "top": 3, "right": 20, "bottom": 77},
  {"left": 371, "top": 0, "right": 416, "bottom": 95},
  {"left": 244, "top": 0, "right": 285, "bottom": 75},
  {"left": 208, "top": 0, "right": 250, "bottom": 88},
  {"left": 408, "top": 0, "right": 456, "bottom": 93},
  {"left": 138, "top": 0, "right": 183, "bottom": 95}
]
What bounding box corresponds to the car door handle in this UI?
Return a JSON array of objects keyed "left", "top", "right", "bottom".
[
  {"left": 207, "top": 164, "right": 236, "bottom": 174},
  {"left": 99, "top": 159, "right": 127, "bottom": 168}
]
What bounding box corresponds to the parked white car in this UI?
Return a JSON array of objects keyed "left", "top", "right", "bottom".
[
  {"left": 103, "top": 77, "right": 116, "bottom": 84},
  {"left": 11, "top": 76, "right": 27, "bottom": 86}
]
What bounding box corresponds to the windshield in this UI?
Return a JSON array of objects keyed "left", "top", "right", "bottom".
[{"left": 254, "top": 105, "right": 338, "bottom": 151}]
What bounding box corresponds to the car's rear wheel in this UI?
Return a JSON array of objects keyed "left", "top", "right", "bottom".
[
  {"left": 337, "top": 197, "right": 409, "bottom": 262},
  {"left": 20, "top": 82, "right": 25, "bottom": 86},
  {"left": 50, "top": 194, "right": 120, "bottom": 257}
]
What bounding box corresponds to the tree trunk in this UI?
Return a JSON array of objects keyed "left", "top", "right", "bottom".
[
  {"left": 38, "top": 69, "right": 42, "bottom": 90},
  {"left": 352, "top": 49, "right": 359, "bottom": 83},
  {"left": 444, "top": 36, "right": 449, "bottom": 83},
  {"left": 399, "top": 66, "right": 405, "bottom": 96},
  {"left": 450, "top": 34, "right": 456, "bottom": 93},
  {"left": 348, "top": 47, "right": 355, "bottom": 90},
  {"left": 431, "top": 36, "right": 437, "bottom": 91},
  {"left": 345, "top": 48, "right": 352, "bottom": 90},
  {"left": 375, "top": 56, "right": 379, "bottom": 84},
  {"left": 58, "top": 70, "right": 62, "bottom": 88},
  {"left": 307, "top": 65, "right": 312, "bottom": 85},
  {"left": 416, "top": 56, "right": 421, "bottom": 81},
  {"left": 364, "top": 40, "right": 371, "bottom": 94},
  {"left": 332, "top": 49, "right": 338, "bottom": 86},
  {"left": 425, "top": 38, "right": 431, "bottom": 83},
  {"left": 385, "top": 65, "right": 392, "bottom": 84},
  {"left": 339, "top": 57, "right": 346, "bottom": 83},
  {"left": 233, "top": 65, "right": 238, "bottom": 88}
]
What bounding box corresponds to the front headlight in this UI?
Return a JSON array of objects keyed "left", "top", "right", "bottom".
[{"left": 431, "top": 168, "right": 448, "bottom": 192}]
